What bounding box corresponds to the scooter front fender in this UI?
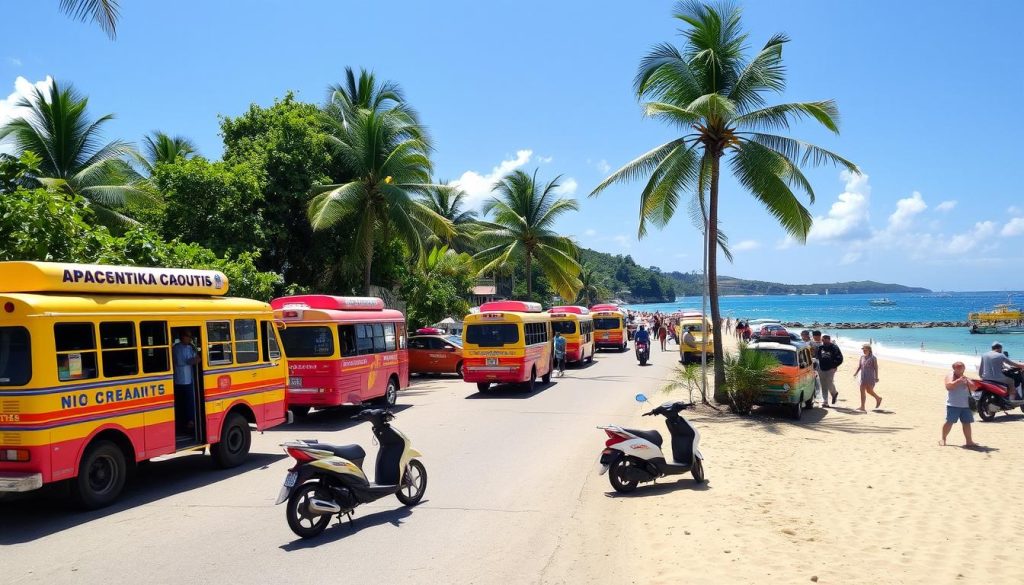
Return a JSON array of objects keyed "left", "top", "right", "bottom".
[{"left": 596, "top": 449, "right": 622, "bottom": 475}]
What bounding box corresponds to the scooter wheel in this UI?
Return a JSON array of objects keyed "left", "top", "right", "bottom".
[
  {"left": 608, "top": 456, "right": 639, "bottom": 493},
  {"left": 286, "top": 482, "right": 333, "bottom": 539},
  {"left": 691, "top": 458, "right": 705, "bottom": 483},
  {"left": 977, "top": 393, "right": 998, "bottom": 422},
  {"left": 396, "top": 459, "right": 428, "bottom": 506}
]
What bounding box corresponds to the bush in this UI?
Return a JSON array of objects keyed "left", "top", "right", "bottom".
[{"left": 723, "top": 344, "right": 783, "bottom": 415}]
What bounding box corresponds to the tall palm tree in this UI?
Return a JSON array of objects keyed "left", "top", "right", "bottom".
[
  {"left": 59, "top": 0, "right": 120, "bottom": 39},
  {"left": 576, "top": 264, "right": 610, "bottom": 306},
  {"left": 325, "top": 67, "right": 423, "bottom": 135},
  {"left": 591, "top": 1, "right": 857, "bottom": 402},
  {"left": 0, "top": 78, "right": 150, "bottom": 226},
  {"left": 308, "top": 107, "right": 451, "bottom": 294},
  {"left": 475, "top": 169, "right": 582, "bottom": 301},
  {"left": 420, "top": 182, "right": 481, "bottom": 253},
  {"left": 137, "top": 131, "right": 197, "bottom": 175}
]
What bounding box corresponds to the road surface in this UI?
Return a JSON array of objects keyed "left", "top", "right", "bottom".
[{"left": 2, "top": 346, "right": 703, "bottom": 584}]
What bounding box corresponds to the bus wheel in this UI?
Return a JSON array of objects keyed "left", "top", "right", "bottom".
[
  {"left": 74, "top": 440, "right": 128, "bottom": 509},
  {"left": 289, "top": 406, "right": 311, "bottom": 418},
  {"left": 542, "top": 365, "right": 551, "bottom": 384},
  {"left": 525, "top": 368, "right": 537, "bottom": 393},
  {"left": 211, "top": 412, "right": 252, "bottom": 469},
  {"left": 476, "top": 382, "right": 491, "bottom": 393},
  {"left": 455, "top": 361, "right": 464, "bottom": 378},
  {"left": 381, "top": 378, "right": 399, "bottom": 407}
]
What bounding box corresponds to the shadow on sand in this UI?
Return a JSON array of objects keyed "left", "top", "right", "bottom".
[
  {"left": 695, "top": 404, "right": 913, "bottom": 436},
  {"left": 279, "top": 505, "right": 415, "bottom": 550},
  {"left": 270, "top": 404, "right": 412, "bottom": 433},
  {"left": 603, "top": 478, "right": 711, "bottom": 498},
  {"left": 464, "top": 380, "right": 556, "bottom": 400}
]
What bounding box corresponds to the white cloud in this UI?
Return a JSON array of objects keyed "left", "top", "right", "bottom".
[
  {"left": 946, "top": 221, "right": 996, "bottom": 254},
  {"left": 734, "top": 239, "right": 760, "bottom": 251},
  {"left": 554, "top": 177, "right": 577, "bottom": 196},
  {"left": 1002, "top": 217, "right": 1024, "bottom": 237},
  {"left": 841, "top": 251, "right": 861, "bottom": 265},
  {"left": 775, "top": 237, "right": 795, "bottom": 250},
  {"left": 936, "top": 200, "right": 957, "bottom": 212},
  {"left": 536, "top": 155, "right": 553, "bottom": 163},
  {"left": 1009, "top": 205, "right": 1023, "bottom": 216},
  {"left": 887, "top": 191, "right": 927, "bottom": 232},
  {"left": 596, "top": 159, "right": 611, "bottom": 174},
  {"left": 807, "top": 170, "right": 871, "bottom": 242},
  {"left": 583, "top": 228, "right": 597, "bottom": 237},
  {"left": 0, "top": 76, "right": 53, "bottom": 154},
  {"left": 452, "top": 149, "right": 533, "bottom": 209},
  {"left": 6, "top": 58, "right": 21, "bottom": 67}
]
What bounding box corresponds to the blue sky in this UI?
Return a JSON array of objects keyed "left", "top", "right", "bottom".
[{"left": 2, "top": 1, "right": 1022, "bottom": 291}]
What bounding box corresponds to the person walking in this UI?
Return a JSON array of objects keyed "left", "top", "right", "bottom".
[
  {"left": 853, "top": 344, "right": 882, "bottom": 411},
  {"left": 942, "top": 361, "right": 978, "bottom": 446},
  {"left": 815, "top": 334, "right": 843, "bottom": 406},
  {"left": 553, "top": 331, "right": 567, "bottom": 376},
  {"left": 658, "top": 321, "right": 668, "bottom": 352}
]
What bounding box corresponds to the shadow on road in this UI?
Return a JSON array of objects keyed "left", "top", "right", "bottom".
[
  {"left": 279, "top": 505, "right": 415, "bottom": 550},
  {"left": 463, "top": 380, "right": 555, "bottom": 400},
  {"left": 603, "top": 479, "right": 711, "bottom": 498},
  {"left": 270, "top": 404, "right": 412, "bottom": 433},
  {"left": 0, "top": 452, "right": 285, "bottom": 545}
]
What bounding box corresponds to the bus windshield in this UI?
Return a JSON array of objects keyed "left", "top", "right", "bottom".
[
  {"left": 551, "top": 320, "right": 577, "bottom": 335},
  {"left": 279, "top": 326, "right": 335, "bottom": 357},
  {"left": 752, "top": 348, "right": 795, "bottom": 367},
  {"left": 0, "top": 327, "right": 31, "bottom": 386},
  {"left": 466, "top": 324, "right": 519, "bottom": 347},
  {"left": 594, "top": 318, "right": 621, "bottom": 330}
]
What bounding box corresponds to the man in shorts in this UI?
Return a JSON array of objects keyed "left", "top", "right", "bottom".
[{"left": 942, "top": 361, "right": 978, "bottom": 446}]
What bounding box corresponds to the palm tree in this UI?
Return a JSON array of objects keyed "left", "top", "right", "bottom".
[
  {"left": 137, "top": 131, "right": 197, "bottom": 175},
  {"left": 420, "top": 182, "right": 481, "bottom": 253},
  {"left": 308, "top": 107, "right": 451, "bottom": 294},
  {"left": 475, "top": 169, "right": 582, "bottom": 301},
  {"left": 0, "top": 78, "right": 150, "bottom": 226},
  {"left": 591, "top": 1, "right": 857, "bottom": 402},
  {"left": 59, "top": 0, "right": 120, "bottom": 39},
  {"left": 325, "top": 67, "right": 423, "bottom": 135},
  {"left": 576, "top": 264, "right": 610, "bottom": 306}
]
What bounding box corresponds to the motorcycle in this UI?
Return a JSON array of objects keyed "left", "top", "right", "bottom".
[
  {"left": 276, "top": 408, "right": 427, "bottom": 538},
  {"left": 635, "top": 340, "right": 650, "bottom": 365},
  {"left": 597, "top": 394, "right": 704, "bottom": 493},
  {"left": 974, "top": 366, "right": 1024, "bottom": 422}
]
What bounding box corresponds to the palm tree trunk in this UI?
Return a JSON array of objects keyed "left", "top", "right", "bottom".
[
  {"left": 709, "top": 155, "right": 728, "bottom": 403},
  {"left": 525, "top": 254, "right": 533, "bottom": 299},
  {"left": 363, "top": 244, "right": 374, "bottom": 296}
]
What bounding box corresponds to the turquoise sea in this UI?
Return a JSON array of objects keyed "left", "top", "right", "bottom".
[{"left": 625, "top": 291, "right": 1024, "bottom": 366}]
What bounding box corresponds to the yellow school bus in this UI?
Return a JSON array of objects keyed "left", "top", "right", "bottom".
[
  {"left": 548, "top": 305, "right": 595, "bottom": 365},
  {"left": 462, "top": 301, "right": 553, "bottom": 393},
  {"left": 0, "top": 262, "right": 289, "bottom": 508}
]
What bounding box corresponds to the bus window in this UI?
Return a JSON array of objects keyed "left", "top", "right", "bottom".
[
  {"left": 55, "top": 323, "right": 98, "bottom": 381},
  {"left": 594, "top": 317, "right": 621, "bottom": 330},
  {"left": 372, "top": 323, "right": 386, "bottom": 353},
  {"left": 0, "top": 326, "right": 31, "bottom": 385},
  {"left": 338, "top": 325, "right": 356, "bottom": 357},
  {"left": 279, "top": 326, "right": 334, "bottom": 358},
  {"left": 466, "top": 323, "right": 519, "bottom": 347},
  {"left": 99, "top": 321, "right": 139, "bottom": 378},
  {"left": 384, "top": 322, "right": 397, "bottom": 351},
  {"left": 206, "top": 321, "right": 234, "bottom": 366},
  {"left": 140, "top": 321, "right": 170, "bottom": 373},
  {"left": 356, "top": 324, "right": 374, "bottom": 355},
  {"left": 525, "top": 323, "right": 548, "bottom": 345},
  {"left": 397, "top": 323, "right": 406, "bottom": 349},
  {"left": 260, "top": 321, "right": 281, "bottom": 362},
  {"left": 234, "top": 319, "right": 259, "bottom": 364},
  {"left": 551, "top": 320, "right": 576, "bottom": 335}
]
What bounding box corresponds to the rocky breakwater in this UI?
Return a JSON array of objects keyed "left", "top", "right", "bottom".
[{"left": 782, "top": 321, "right": 968, "bottom": 330}]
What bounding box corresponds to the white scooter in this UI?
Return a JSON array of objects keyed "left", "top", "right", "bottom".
[{"left": 597, "top": 394, "right": 705, "bottom": 492}]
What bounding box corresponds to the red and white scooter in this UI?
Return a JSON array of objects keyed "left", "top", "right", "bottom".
[
  {"left": 597, "top": 394, "right": 705, "bottom": 492},
  {"left": 974, "top": 366, "right": 1024, "bottom": 422}
]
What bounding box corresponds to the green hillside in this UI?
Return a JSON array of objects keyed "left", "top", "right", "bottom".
[
  {"left": 666, "top": 271, "right": 931, "bottom": 296},
  {"left": 578, "top": 248, "right": 677, "bottom": 303}
]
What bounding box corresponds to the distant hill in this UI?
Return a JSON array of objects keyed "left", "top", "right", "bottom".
[
  {"left": 666, "top": 271, "right": 931, "bottom": 296},
  {"left": 578, "top": 249, "right": 677, "bottom": 303}
]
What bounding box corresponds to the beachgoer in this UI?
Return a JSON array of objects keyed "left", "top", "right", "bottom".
[
  {"left": 811, "top": 330, "right": 823, "bottom": 349},
  {"left": 634, "top": 324, "right": 650, "bottom": 346},
  {"left": 800, "top": 330, "right": 811, "bottom": 343},
  {"left": 553, "top": 332, "right": 567, "bottom": 376},
  {"left": 942, "top": 361, "right": 978, "bottom": 447},
  {"left": 816, "top": 334, "right": 843, "bottom": 406},
  {"left": 853, "top": 344, "right": 882, "bottom": 411},
  {"left": 173, "top": 330, "right": 200, "bottom": 433},
  {"left": 979, "top": 342, "right": 1024, "bottom": 399},
  {"left": 658, "top": 321, "right": 668, "bottom": 351}
]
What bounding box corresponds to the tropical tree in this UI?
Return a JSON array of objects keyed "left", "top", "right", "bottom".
[
  {"left": 420, "top": 182, "right": 481, "bottom": 253},
  {"left": 591, "top": 1, "right": 857, "bottom": 402},
  {"left": 576, "top": 264, "right": 610, "bottom": 306},
  {"left": 399, "top": 246, "right": 476, "bottom": 330},
  {"left": 324, "top": 67, "right": 423, "bottom": 134},
  {"left": 137, "top": 131, "right": 197, "bottom": 175},
  {"left": 59, "top": 0, "right": 120, "bottom": 39},
  {"left": 0, "top": 79, "right": 151, "bottom": 226},
  {"left": 475, "top": 169, "right": 582, "bottom": 301},
  {"left": 308, "top": 106, "right": 450, "bottom": 294}
]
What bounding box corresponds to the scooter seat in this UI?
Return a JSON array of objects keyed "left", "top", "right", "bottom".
[
  {"left": 317, "top": 443, "right": 366, "bottom": 461},
  {"left": 623, "top": 428, "right": 663, "bottom": 447}
]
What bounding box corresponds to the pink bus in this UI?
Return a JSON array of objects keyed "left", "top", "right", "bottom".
[{"left": 271, "top": 295, "right": 409, "bottom": 416}]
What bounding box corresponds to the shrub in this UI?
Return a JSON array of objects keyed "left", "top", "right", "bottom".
[{"left": 723, "top": 344, "right": 783, "bottom": 415}]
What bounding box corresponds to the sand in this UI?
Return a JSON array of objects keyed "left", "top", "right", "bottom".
[{"left": 556, "top": 345, "right": 1024, "bottom": 585}]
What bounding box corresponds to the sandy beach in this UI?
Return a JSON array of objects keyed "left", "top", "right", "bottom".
[{"left": 552, "top": 348, "right": 1024, "bottom": 585}]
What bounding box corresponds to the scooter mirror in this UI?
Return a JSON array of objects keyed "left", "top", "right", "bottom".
[{"left": 635, "top": 393, "right": 648, "bottom": 403}]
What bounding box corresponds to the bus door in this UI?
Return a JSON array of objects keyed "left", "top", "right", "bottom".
[{"left": 171, "top": 325, "right": 206, "bottom": 448}]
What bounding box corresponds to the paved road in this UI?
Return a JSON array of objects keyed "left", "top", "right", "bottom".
[{"left": 2, "top": 345, "right": 704, "bottom": 584}]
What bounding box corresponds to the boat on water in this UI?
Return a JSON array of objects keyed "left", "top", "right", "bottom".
[
  {"left": 968, "top": 297, "right": 1024, "bottom": 334},
  {"left": 869, "top": 298, "right": 897, "bottom": 306}
]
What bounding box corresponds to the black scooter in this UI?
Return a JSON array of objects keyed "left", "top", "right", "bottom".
[
  {"left": 276, "top": 408, "right": 427, "bottom": 538},
  {"left": 635, "top": 340, "right": 651, "bottom": 365}
]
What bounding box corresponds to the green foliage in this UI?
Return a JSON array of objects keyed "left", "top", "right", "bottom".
[
  {"left": 661, "top": 363, "right": 707, "bottom": 403},
  {"left": 0, "top": 152, "right": 42, "bottom": 194},
  {"left": 399, "top": 247, "right": 475, "bottom": 330},
  {"left": 59, "top": 0, "right": 120, "bottom": 38},
  {"left": 419, "top": 183, "right": 481, "bottom": 253},
  {"left": 138, "top": 131, "right": 197, "bottom": 175},
  {"left": 723, "top": 344, "right": 783, "bottom": 415},
  {"left": 0, "top": 188, "right": 104, "bottom": 261},
  {"left": 577, "top": 249, "right": 676, "bottom": 302},
  {"left": 155, "top": 156, "right": 266, "bottom": 256}
]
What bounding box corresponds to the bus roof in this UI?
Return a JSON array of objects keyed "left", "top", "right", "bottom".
[
  {"left": 0, "top": 292, "right": 269, "bottom": 315},
  {"left": 549, "top": 305, "right": 590, "bottom": 315},
  {"left": 589, "top": 303, "right": 622, "bottom": 313},
  {"left": 479, "top": 300, "right": 543, "bottom": 313},
  {"left": 271, "top": 295, "right": 386, "bottom": 311},
  {"left": 0, "top": 261, "right": 229, "bottom": 296}
]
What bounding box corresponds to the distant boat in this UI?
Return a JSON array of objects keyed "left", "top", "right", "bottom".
[
  {"left": 968, "top": 296, "right": 1024, "bottom": 334},
  {"left": 869, "top": 298, "right": 897, "bottom": 306}
]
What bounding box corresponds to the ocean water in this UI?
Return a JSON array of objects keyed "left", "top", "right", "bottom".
[{"left": 625, "top": 291, "right": 1024, "bottom": 369}]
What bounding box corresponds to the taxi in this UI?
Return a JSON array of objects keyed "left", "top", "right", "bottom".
[
  {"left": 676, "top": 313, "right": 715, "bottom": 364},
  {"left": 747, "top": 329, "right": 817, "bottom": 419},
  {"left": 408, "top": 331, "right": 464, "bottom": 377}
]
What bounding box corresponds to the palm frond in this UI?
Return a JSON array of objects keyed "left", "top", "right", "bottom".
[
  {"left": 59, "top": 0, "right": 119, "bottom": 39},
  {"left": 733, "top": 100, "right": 841, "bottom": 134},
  {"left": 590, "top": 138, "right": 688, "bottom": 198},
  {"left": 743, "top": 132, "right": 858, "bottom": 174},
  {"left": 729, "top": 141, "right": 813, "bottom": 241}
]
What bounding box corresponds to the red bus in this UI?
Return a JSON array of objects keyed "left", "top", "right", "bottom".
[{"left": 271, "top": 296, "right": 408, "bottom": 416}]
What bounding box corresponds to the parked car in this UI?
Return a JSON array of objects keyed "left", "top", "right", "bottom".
[
  {"left": 409, "top": 334, "right": 464, "bottom": 377},
  {"left": 746, "top": 338, "right": 817, "bottom": 419},
  {"left": 677, "top": 316, "right": 715, "bottom": 364}
]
